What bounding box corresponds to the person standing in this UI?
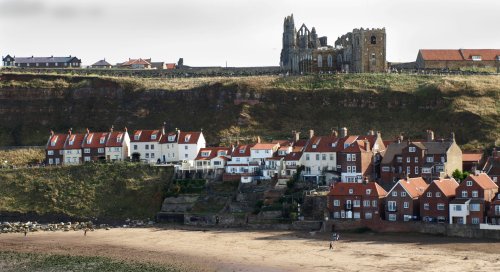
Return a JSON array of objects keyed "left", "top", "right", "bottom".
[{"left": 329, "top": 241, "right": 333, "bottom": 250}]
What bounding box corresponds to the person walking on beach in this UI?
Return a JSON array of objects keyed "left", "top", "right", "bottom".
[
  {"left": 84, "top": 228, "right": 88, "bottom": 236},
  {"left": 329, "top": 241, "right": 333, "bottom": 250},
  {"left": 23, "top": 229, "right": 28, "bottom": 237}
]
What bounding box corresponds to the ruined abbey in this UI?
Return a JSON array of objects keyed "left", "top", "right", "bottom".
[{"left": 280, "top": 14, "right": 387, "bottom": 73}]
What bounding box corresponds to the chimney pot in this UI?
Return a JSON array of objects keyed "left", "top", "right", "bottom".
[
  {"left": 340, "top": 127, "right": 348, "bottom": 138},
  {"left": 309, "top": 129, "right": 314, "bottom": 139}
]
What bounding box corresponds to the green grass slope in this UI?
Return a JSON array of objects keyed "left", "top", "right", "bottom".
[{"left": 0, "top": 163, "right": 172, "bottom": 219}]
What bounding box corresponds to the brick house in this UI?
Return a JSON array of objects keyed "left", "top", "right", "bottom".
[
  {"left": 327, "top": 181, "right": 387, "bottom": 220},
  {"left": 62, "top": 132, "right": 85, "bottom": 165},
  {"left": 385, "top": 177, "right": 428, "bottom": 222},
  {"left": 488, "top": 193, "right": 500, "bottom": 225},
  {"left": 416, "top": 49, "right": 500, "bottom": 70},
  {"left": 45, "top": 131, "right": 68, "bottom": 166},
  {"left": 483, "top": 147, "right": 500, "bottom": 184},
  {"left": 380, "top": 130, "right": 462, "bottom": 186},
  {"left": 449, "top": 173, "right": 498, "bottom": 224},
  {"left": 420, "top": 178, "right": 459, "bottom": 223},
  {"left": 81, "top": 130, "right": 109, "bottom": 163},
  {"left": 462, "top": 152, "right": 485, "bottom": 173}
]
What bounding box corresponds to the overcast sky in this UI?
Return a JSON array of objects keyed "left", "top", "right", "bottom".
[{"left": 1, "top": 0, "right": 499, "bottom": 67}]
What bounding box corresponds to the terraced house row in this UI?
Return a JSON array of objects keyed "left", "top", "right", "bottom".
[{"left": 327, "top": 173, "right": 500, "bottom": 225}]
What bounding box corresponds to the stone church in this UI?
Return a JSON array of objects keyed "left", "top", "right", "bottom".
[{"left": 280, "top": 14, "right": 387, "bottom": 74}]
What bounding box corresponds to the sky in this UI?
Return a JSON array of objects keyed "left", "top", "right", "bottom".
[{"left": 1, "top": 0, "right": 499, "bottom": 67}]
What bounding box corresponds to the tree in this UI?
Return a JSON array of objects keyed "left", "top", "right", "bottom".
[{"left": 452, "top": 169, "right": 470, "bottom": 182}]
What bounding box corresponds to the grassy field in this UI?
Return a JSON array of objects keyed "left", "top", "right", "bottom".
[
  {"left": 0, "top": 148, "right": 45, "bottom": 167},
  {"left": 0, "top": 251, "right": 181, "bottom": 272},
  {"left": 0, "top": 163, "right": 172, "bottom": 219}
]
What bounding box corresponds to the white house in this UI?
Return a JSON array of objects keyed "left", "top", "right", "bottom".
[
  {"left": 63, "top": 133, "right": 85, "bottom": 165},
  {"left": 177, "top": 131, "right": 206, "bottom": 166},
  {"left": 250, "top": 143, "right": 280, "bottom": 162},
  {"left": 194, "top": 147, "right": 232, "bottom": 171},
  {"left": 302, "top": 134, "right": 339, "bottom": 182},
  {"left": 226, "top": 144, "right": 260, "bottom": 174},
  {"left": 159, "top": 131, "right": 178, "bottom": 163},
  {"left": 130, "top": 129, "right": 162, "bottom": 163},
  {"left": 449, "top": 199, "right": 471, "bottom": 224},
  {"left": 105, "top": 129, "right": 131, "bottom": 161},
  {"left": 284, "top": 151, "right": 303, "bottom": 178}
]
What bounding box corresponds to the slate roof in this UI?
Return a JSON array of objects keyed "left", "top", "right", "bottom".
[
  {"left": 381, "top": 140, "right": 454, "bottom": 164},
  {"left": 91, "top": 59, "right": 112, "bottom": 67},
  {"left": 13, "top": 56, "right": 80, "bottom": 64}
]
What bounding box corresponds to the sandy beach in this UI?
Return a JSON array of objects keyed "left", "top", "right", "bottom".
[{"left": 1, "top": 227, "right": 499, "bottom": 271}]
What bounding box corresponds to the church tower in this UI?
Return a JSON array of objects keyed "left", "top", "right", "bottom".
[{"left": 280, "top": 14, "right": 296, "bottom": 70}]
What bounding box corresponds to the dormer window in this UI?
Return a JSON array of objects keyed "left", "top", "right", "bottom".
[
  {"left": 168, "top": 135, "right": 175, "bottom": 141},
  {"left": 218, "top": 151, "right": 227, "bottom": 156},
  {"left": 86, "top": 134, "right": 93, "bottom": 144},
  {"left": 69, "top": 135, "right": 76, "bottom": 145},
  {"left": 151, "top": 134, "right": 157, "bottom": 140},
  {"left": 239, "top": 148, "right": 245, "bottom": 154},
  {"left": 201, "top": 151, "right": 210, "bottom": 157},
  {"left": 312, "top": 144, "right": 317, "bottom": 149},
  {"left": 471, "top": 55, "right": 481, "bottom": 61},
  {"left": 51, "top": 136, "right": 58, "bottom": 147},
  {"left": 366, "top": 189, "right": 371, "bottom": 195},
  {"left": 409, "top": 147, "right": 416, "bottom": 152},
  {"left": 99, "top": 136, "right": 106, "bottom": 144},
  {"left": 134, "top": 131, "right": 141, "bottom": 141},
  {"left": 331, "top": 141, "right": 337, "bottom": 148},
  {"left": 348, "top": 189, "right": 353, "bottom": 194},
  {"left": 117, "top": 133, "right": 123, "bottom": 143}
]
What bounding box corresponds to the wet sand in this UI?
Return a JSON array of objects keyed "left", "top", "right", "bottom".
[{"left": 1, "top": 227, "right": 499, "bottom": 271}]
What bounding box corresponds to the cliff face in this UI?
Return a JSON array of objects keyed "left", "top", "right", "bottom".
[{"left": 0, "top": 73, "right": 498, "bottom": 148}]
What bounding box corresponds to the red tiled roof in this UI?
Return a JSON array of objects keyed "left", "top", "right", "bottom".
[
  {"left": 82, "top": 132, "right": 108, "bottom": 148},
  {"left": 432, "top": 178, "right": 459, "bottom": 197},
  {"left": 232, "top": 144, "right": 253, "bottom": 157},
  {"left": 419, "top": 49, "right": 500, "bottom": 61},
  {"left": 178, "top": 131, "right": 202, "bottom": 144},
  {"left": 462, "top": 153, "right": 483, "bottom": 162},
  {"left": 397, "top": 177, "right": 428, "bottom": 198},
  {"left": 327, "top": 182, "right": 387, "bottom": 197},
  {"left": 284, "top": 151, "right": 302, "bottom": 161},
  {"left": 121, "top": 58, "right": 151, "bottom": 66},
  {"left": 252, "top": 143, "right": 279, "bottom": 150},
  {"left": 64, "top": 133, "right": 85, "bottom": 150},
  {"left": 106, "top": 131, "right": 127, "bottom": 147},
  {"left": 159, "top": 132, "right": 177, "bottom": 144},
  {"left": 47, "top": 134, "right": 68, "bottom": 150},
  {"left": 131, "top": 130, "right": 161, "bottom": 142},
  {"left": 165, "top": 63, "right": 176, "bottom": 69},
  {"left": 304, "top": 135, "right": 340, "bottom": 153},
  {"left": 466, "top": 173, "right": 498, "bottom": 190},
  {"left": 195, "top": 147, "right": 231, "bottom": 161}
]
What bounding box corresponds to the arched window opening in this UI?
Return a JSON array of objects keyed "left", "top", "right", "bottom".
[
  {"left": 317, "top": 55, "right": 323, "bottom": 68},
  {"left": 371, "top": 36, "right": 377, "bottom": 45}
]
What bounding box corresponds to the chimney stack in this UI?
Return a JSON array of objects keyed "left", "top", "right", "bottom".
[
  {"left": 124, "top": 127, "right": 128, "bottom": 133},
  {"left": 292, "top": 130, "right": 300, "bottom": 142},
  {"left": 68, "top": 128, "right": 72, "bottom": 135},
  {"left": 426, "top": 130, "right": 434, "bottom": 142},
  {"left": 450, "top": 132, "right": 455, "bottom": 142},
  {"left": 110, "top": 125, "right": 114, "bottom": 133},
  {"left": 50, "top": 130, "right": 54, "bottom": 136},
  {"left": 340, "top": 127, "right": 348, "bottom": 138},
  {"left": 368, "top": 130, "right": 375, "bottom": 136},
  {"left": 331, "top": 129, "right": 338, "bottom": 137},
  {"left": 257, "top": 136, "right": 261, "bottom": 143},
  {"left": 309, "top": 129, "right": 314, "bottom": 139},
  {"left": 162, "top": 121, "right": 167, "bottom": 135},
  {"left": 86, "top": 128, "right": 90, "bottom": 134}
]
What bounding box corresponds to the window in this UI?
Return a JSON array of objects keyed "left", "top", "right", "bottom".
[
  {"left": 388, "top": 214, "right": 396, "bottom": 221},
  {"left": 436, "top": 192, "right": 441, "bottom": 197},
  {"left": 472, "top": 191, "right": 478, "bottom": 198},
  {"left": 151, "top": 134, "right": 157, "bottom": 140},
  {"left": 427, "top": 192, "right": 432, "bottom": 197},
  {"left": 461, "top": 191, "right": 468, "bottom": 198},
  {"left": 352, "top": 154, "right": 356, "bottom": 161},
  {"left": 437, "top": 203, "right": 445, "bottom": 210},
  {"left": 317, "top": 54, "right": 323, "bottom": 68},
  {"left": 185, "top": 154, "right": 188, "bottom": 158},
  {"left": 334, "top": 212, "right": 340, "bottom": 219},
  {"left": 406, "top": 166, "right": 410, "bottom": 175},
  {"left": 387, "top": 201, "right": 397, "bottom": 212},
  {"left": 403, "top": 202, "right": 409, "bottom": 209},
  {"left": 99, "top": 137, "right": 106, "bottom": 144},
  {"left": 409, "top": 147, "right": 416, "bottom": 152},
  {"left": 83, "top": 148, "right": 90, "bottom": 153},
  {"left": 363, "top": 200, "right": 370, "bottom": 207},
  {"left": 365, "top": 212, "right": 372, "bottom": 219},
  {"left": 353, "top": 212, "right": 361, "bottom": 219},
  {"left": 466, "top": 180, "right": 473, "bottom": 186},
  {"left": 426, "top": 156, "right": 434, "bottom": 163},
  {"left": 471, "top": 56, "right": 481, "bottom": 61},
  {"left": 151, "top": 153, "right": 155, "bottom": 158},
  {"left": 333, "top": 200, "right": 340, "bottom": 206},
  {"left": 347, "top": 154, "right": 352, "bottom": 161},
  {"left": 47, "top": 150, "right": 54, "bottom": 155},
  {"left": 401, "top": 192, "right": 406, "bottom": 197},
  {"left": 48, "top": 158, "right": 53, "bottom": 164},
  {"left": 98, "top": 148, "right": 104, "bottom": 153},
  {"left": 353, "top": 200, "right": 360, "bottom": 207},
  {"left": 347, "top": 166, "right": 351, "bottom": 173},
  {"left": 316, "top": 154, "right": 320, "bottom": 160},
  {"left": 214, "top": 161, "right": 221, "bottom": 166},
  {"left": 329, "top": 154, "right": 334, "bottom": 161},
  {"left": 424, "top": 203, "right": 430, "bottom": 210},
  {"left": 150, "top": 144, "right": 154, "bottom": 150},
  {"left": 145, "top": 145, "right": 149, "bottom": 150},
  {"left": 366, "top": 189, "right": 371, "bottom": 195},
  {"left": 322, "top": 154, "right": 326, "bottom": 160},
  {"left": 306, "top": 154, "right": 310, "bottom": 161},
  {"left": 84, "top": 157, "right": 91, "bottom": 162},
  {"left": 352, "top": 166, "right": 356, "bottom": 173},
  {"left": 133, "top": 145, "right": 137, "bottom": 150},
  {"left": 472, "top": 218, "right": 480, "bottom": 224},
  {"left": 382, "top": 166, "right": 390, "bottom": 172},
  {"left": 372, "top": 200, "right": 377, "bottom": 207},
  {"left": 370, "top": 35, "right": 376, "bottom": 44},
  {"left": 422, "top": 167, "right": 431, "bottom": 174},
  {"left": 348, "top": 189, "right": 354, "bottom": 194},
  {"left": 134, "top": 135, "right": 140, "bottom": 141},
  {"left": 396, "top": 156, "right": 402, "bottom": 163},
  {"left": 185, "top": 146, "right": 188, "bottom": 150},
  {"left": 470, "top": 204, "right": 480, "bottom": 211},
  {"left": 414, "top": 157, "right": 418, "bottom": 163},
  {"left": 327, "top": 54, "right": 333, "bottom": 67},
  {"left": 406, "top": 157, "right": 411, "bottom": 163},
  {"left": 415, "top": 166, "right": 419, "bottom": 175},
  {"left": 392, "top": 191, "right": 397, "bottom": 197},
  {"left": 145, "top": 153, "right": 149, "bottom": 158},
  {"left": 453, "top": 205, "right": 462, "bottom": 211}
]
